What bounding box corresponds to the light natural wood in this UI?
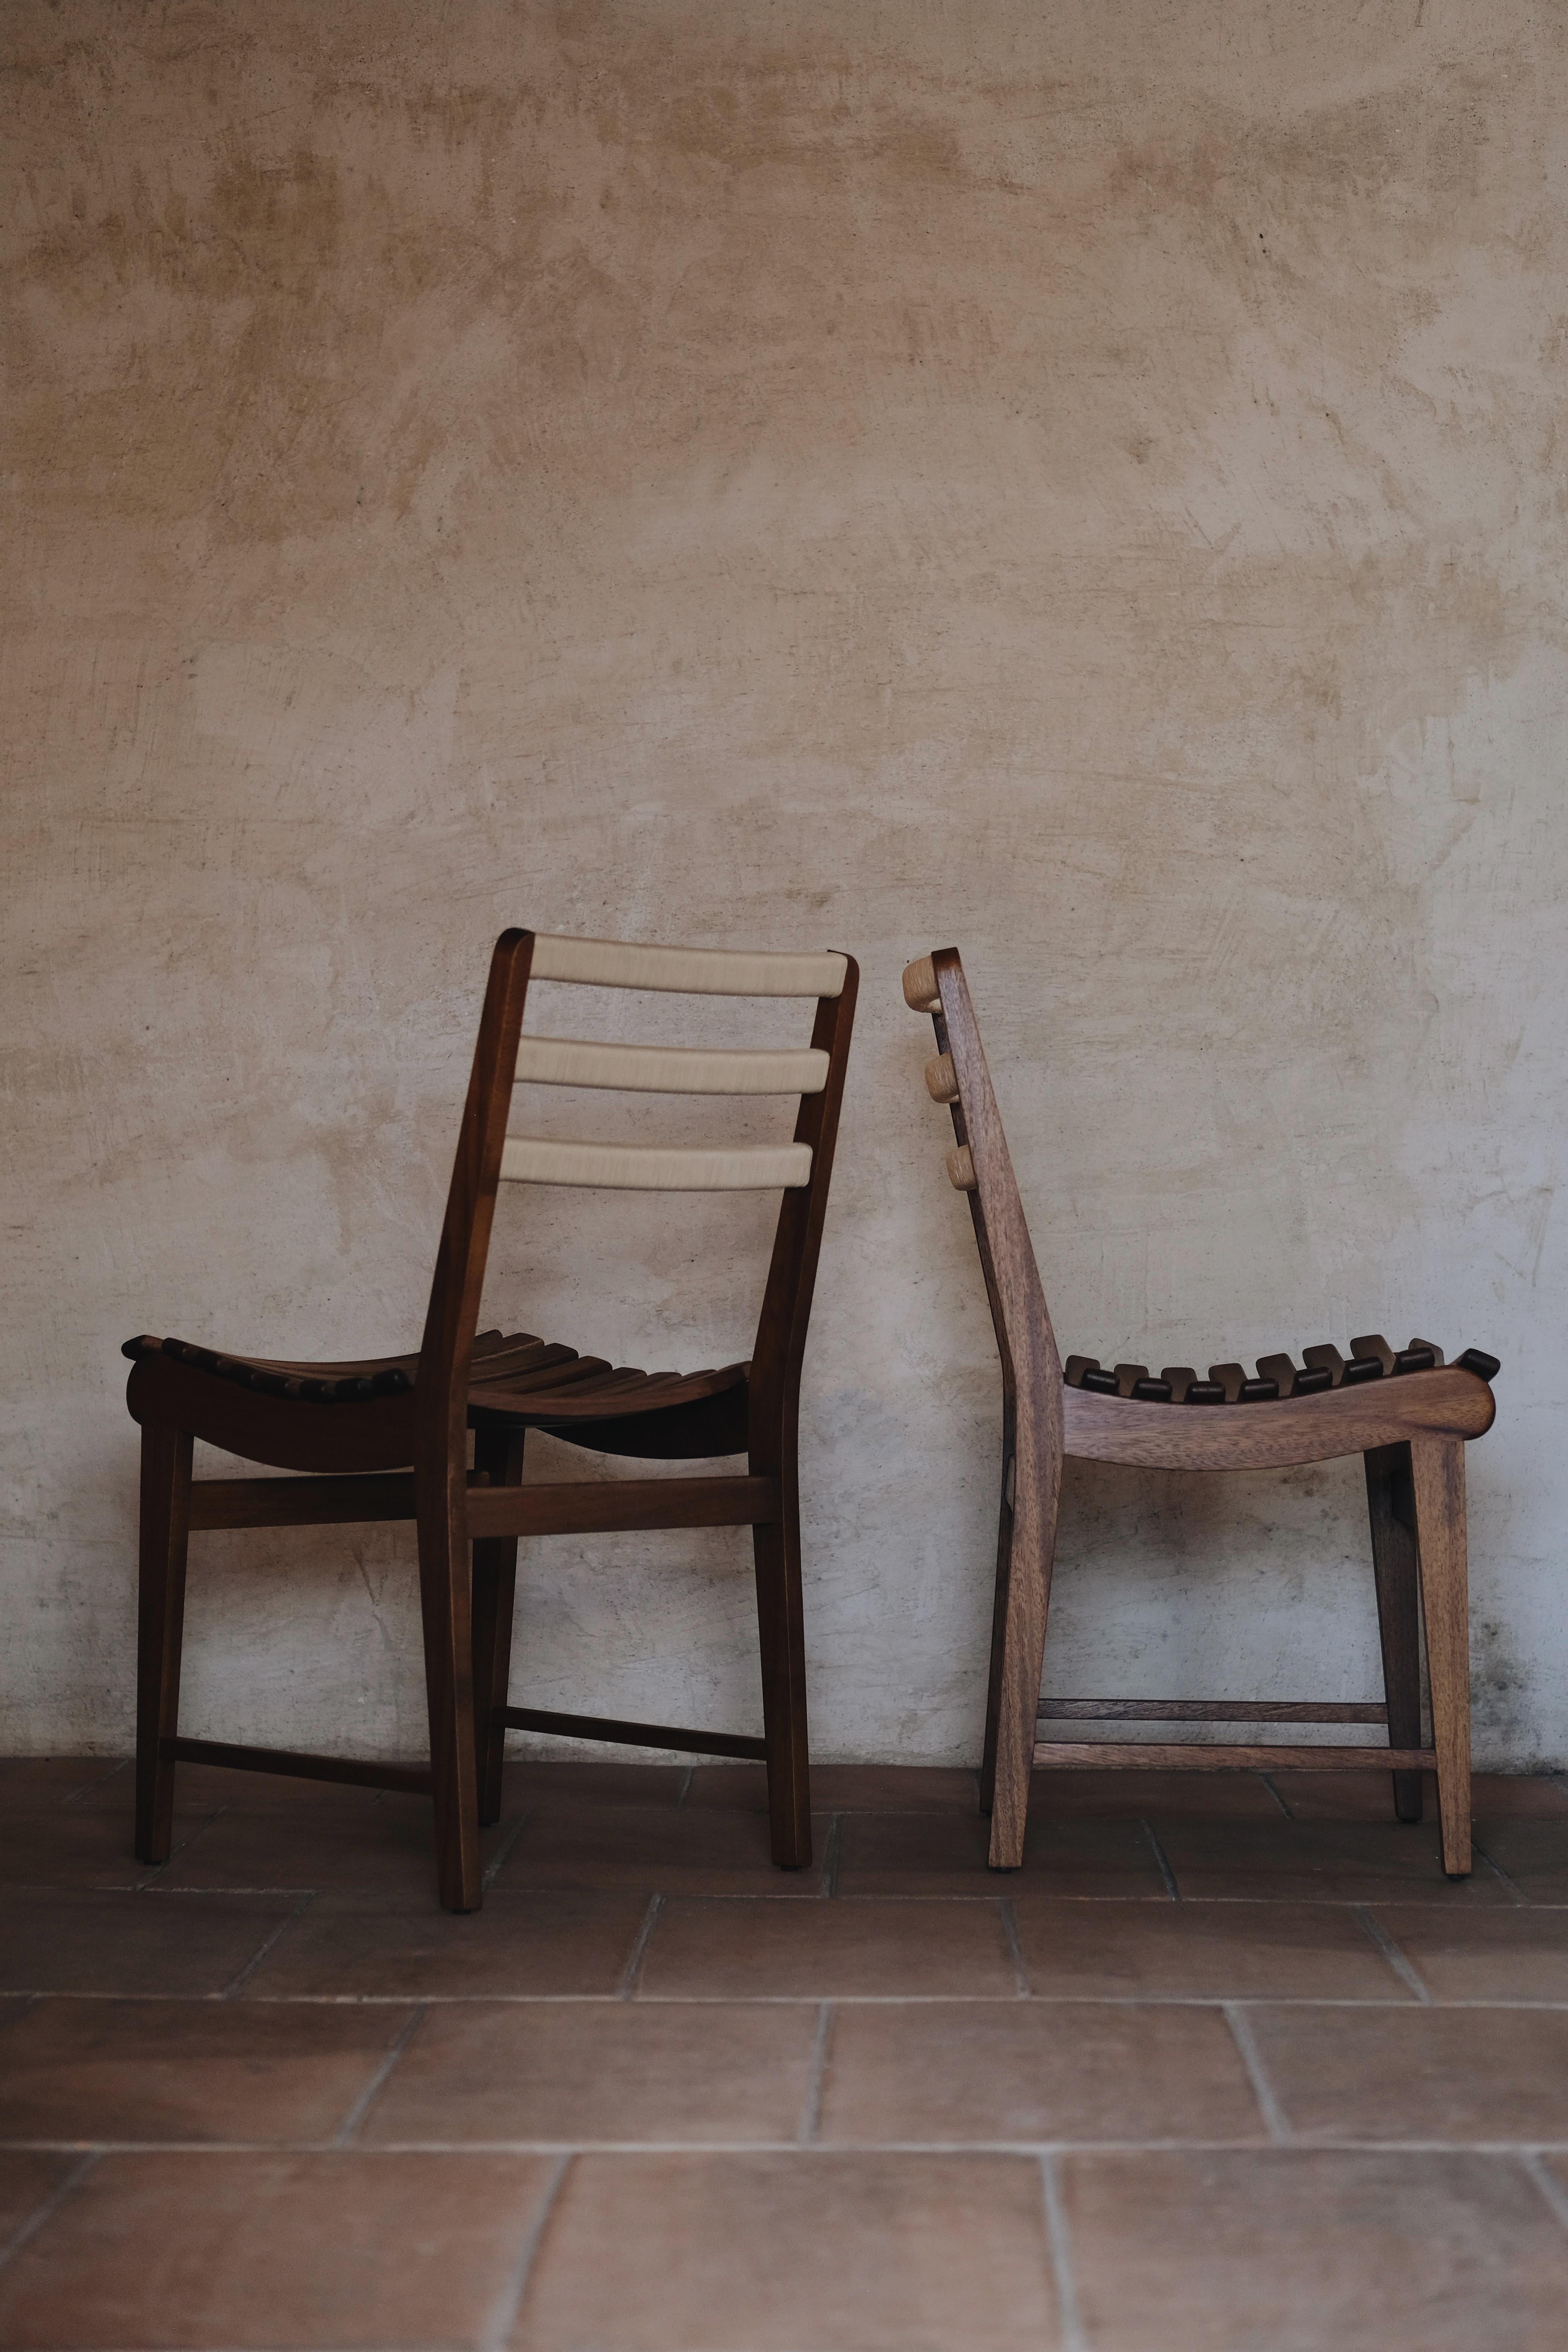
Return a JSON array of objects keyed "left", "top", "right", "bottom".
[
  {"left": 1411, "top": 1434, "right": 1472, "bottom": 1874},
  {"left": 924, "top": 1051, "right": 958, "bottom": 1103},
  {"left": 1033, "top": 1742, "right": 1435, "bottom": 1771},
  {"left": 499, "top": 1136, "right": 813, "bottom": 1190},
  {"left": 515, "top": 1036, "right": 829, "bottom": 1095},
  {"left": 1038, "top": 1699, "right": 1389, "bottom": 1723},
  {"left": 902, "top": 954, "right": 940, "bottom": 1011},
  {"left": 500, "top": 1706, "right": 767, "bottom": 1760},
  {"left": 466, "top": 1473, "right": 780, "bottom": 1542},
  {"left": 1062, "top": 1365, "right": 1494, "bottom": 1471},
  {"left": 529, "top": 933, "right": 848, "bottom": 997},
  {"left": 946, "top": 1142, "right": 977, "bottom": 1191}
]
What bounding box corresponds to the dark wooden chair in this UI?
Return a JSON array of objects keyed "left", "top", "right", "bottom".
[
  {"left": 902, "top": 946, "right": 1499, "bottom": 1880},
  {"left": 126, "top": 929, "right": 856, "bottom": 1909}
]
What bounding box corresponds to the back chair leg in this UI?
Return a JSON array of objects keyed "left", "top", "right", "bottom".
[
  {"left": 471, "top": 1427, "right": 526, "bottom": 1826},
  {"left": 752, "top": 1506, "right": 812, "bottom": 1871},
  {"left": 135, "top": 1424, "right": 193, "bottom": 1864},
  {"left": 1364, "top": 1442, "right": 1425, "bottom": 1824},
  {"left": 416, "top": 1485, "right": 484, "bottom": 1912},
  {"left": 987, "top": 1432, "right": 1060, "bottom": 1872},
  {"left": 979, "top": 1410, "right": 1017, "bottom": 1819},
  {"left": 1410, "top": 1435, "right": 1472, "bottom": 1878}
]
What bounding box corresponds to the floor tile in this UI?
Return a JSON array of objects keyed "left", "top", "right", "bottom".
[
  {"left": 686, "top": 1764, "right": 980, "bottom": 1812},
  {"left": 63, "top": 1763, "right": 398, "bottom": 1819},
  {"left": 1279, "top": 1771, "right": 1565, "bottom": 1822},
  {"left": 820, "top": 2001, "right": 1265, "bottom": 2145},
  {"left": 834, "top": 1810, "right": 1170, "bottom": 1900},
  {"left": 242, "top": 1889, "right": 652, "bottom": 1999},
  {"left": 499, "top": 1760, "right": 688, "bottom": 1810},
  {"left": 490, "top": 1802, "right": 829, "bottom": 1896},
  {"left": 361, "top": 2000, "right": 820, "bottom": 2146},
  {"left": 0, "top": 2150, "right": 555, "bottom": 2349},
  {"left": 1474, "top": 1820, "right": 1568, "bottom": 1902},
  {"left": 1245, "top": 2003, "right": 1568, "bottom": 2142},
  {"left": 1369, "top": 1905, "right": 1568, "bottom": 2003},
  {"left": 0, "top": 2148, "right": 80, "bottom": 2248},
  {"left": 156, "top": 1796, "right": 508, "bottom": 1895},
  {"left": 0, "top": 1889, "right": 299, "bottom": 1997},
  {"left": 513, "top": 2151, "right": 1061, "bottom": 2350},
  {"left": 0, "top": 1759, "right": 129, "bottom": 1809},
  {"left": 1155, "top": 1818, "right": 1512, "bottom": 1904},
  {"left": 637, "top": 1896, "right": 1019, "bottom": 1998},
  {"left": 1062, "top": 2147, "right": 1568, "bottom": 2350},
  {"left": 0, "top": 1996, "right": 416, "bottom": 2145},
  {"left": 1011, "top": 1899, "right": 1414, "bottom": 2000},
  {"left": 1030, "top": 1768, "right": 1287, "bottom": 1819},
  {"left": 0, "top": 1808, "right": 215, "bottom": 1893}
]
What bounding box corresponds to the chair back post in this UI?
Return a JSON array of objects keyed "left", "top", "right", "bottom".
[
  {"left": 415, "top": 928, "right": 536, "bottom": 1479},
  {"left": 747, "top": 957, "right": 860, "bottom": 1475}
]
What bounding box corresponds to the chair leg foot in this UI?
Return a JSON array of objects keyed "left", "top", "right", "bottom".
[
  {"left": 1411, "top": 1435, "right": 1472, "bottom": 1879},
  {"left": 752, "top": 1513, "right": 812, "bottom": 1872},
  {"left": 135, "top": 1425, "right": 193, "bottom": 1865}
]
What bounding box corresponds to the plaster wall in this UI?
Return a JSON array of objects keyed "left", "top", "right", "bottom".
[{"left": 5, "top": 0, "right": 1566, "bottom": 1766}]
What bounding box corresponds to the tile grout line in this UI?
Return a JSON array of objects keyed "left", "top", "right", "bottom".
[
  {"left": 1139, "top": 1817, "right": 1180, "bottom": 1902},
  {"left": 481, "top": 1808, "right": 533, "bottom": 1893},
  {"left": 998, "top": 1899, "right": 1031, "bottom": 1997},
  {"left": 59, "top": 1760, "right": 134, "bottom": 1810},
  {"left": 1221, "top": 2002, "right": 1293, "bottom": 2145},
  {"left": 14, "top": 2132, "right": 1568, "bottom": 2157},
  {"left": 217, "top": 1893, "right": 316, "bottom": 2000},
  {"left": 479, "top": 2150, "right": 572, "bottom": 2352},
  {"left": 1520, "top": 2150, "right": 1568, "bottom": 2239},
  {"left": 796, "top": 2001, "right": 835, "bottom": 2145},
  {"left": 1472, "top": 1834, "right": 1530, "bottom": 1906},
  {"left": 332, "top": 2004, "right": 428, "bottom": 2145},
  {"left": 0, "top": 2150, "right": 97, "bottom": 2278},
  {"left": 674, "top": 1766, "right": 695, "bottom": 1808},
  {"left": 1038, "top": 2153, "right": 1090, "bottom": 2352},
  {"left": 1259, "top": 1773, "right": 1295, "bottom": 1818},
  {"left": 617, "top": 1894, "right": 665, "bottom": 1998},
  {"left": 1351, "top": 1905, "right": 1432, "bottom": 2003}
]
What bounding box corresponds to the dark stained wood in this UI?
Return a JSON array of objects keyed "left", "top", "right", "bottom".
[
  {"left": 187, "top": 1473, "right": 419, "bottom": 1531},
  {"left": 1365, "top": 1442, "right": 1425, "bottom": 1824},
  {"left": 134, "top": 1425, "right": 192, "bottom": 1864},
  {"left": 1033, "top": 1742, "right": 1435, "bottom": 1772},
  {"left": 908, "top": 944, "right": 1497, "bottom": 1886},
  {"left": 126, "top": 1353, "right": 416, "bottom": 1475},
  {"left": 167, "top": 1737, "right": 434, "bottom": 1795},
  {"left": 1038, "top": 1700, "right": 1390, "bottom": 1723},
  {"left": 466, "top": 1475, "right": 780, "bottom": 1542},
  {"left": 471, "top": 1424, "right": 526, "bottom": 1826},
  {"left": 501, "top": 1709, "right": 767, "bottom": 1761}
]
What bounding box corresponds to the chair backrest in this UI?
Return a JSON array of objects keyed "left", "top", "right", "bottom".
[
  {"left": 902, "top": 949, "right": 1063, "bottom": 1475},
  {"left": 418, "top": 930, "right": 858, "bottom": 1465}
]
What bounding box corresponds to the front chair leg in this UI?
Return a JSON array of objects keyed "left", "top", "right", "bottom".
[
  {"left": 416, "top": 1476, "right": 483, "bottom": 1912},
  {"left": 752, "top": 1508, "right": 812, "bottom": 1871},
  {"left": 978, "top": 1411, "right": 1017, "bottom": 1820},
  {"left": 1364, "top": 1442, "right": 1425, "bottom": 1824},
  {"left": 135, "top": 1424, "right": 193, "bottom": 1864},
  {"left": 1410, "top": 1435, "right": 1472, "bottom": 1878},
  {"left": 470, "top": 1426, "right": 525, "bottom": 1825}
]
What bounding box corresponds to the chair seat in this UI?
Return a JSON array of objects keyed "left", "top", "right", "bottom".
[
  {"left": 122, "top": 1327, "right": 748, "bottom": 1429},
  {"left": 1061, "top": 1336, "right": 1499, "bottom": 1404}
]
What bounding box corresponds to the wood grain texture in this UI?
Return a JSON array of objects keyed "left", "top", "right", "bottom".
[
  {"left": 1037, "top": 1700, "right": 1390, "bottom": 1723},
  {"left": 1032, "top": 1743, "right": 1435, "bottom": 1771},
  {"left": 1411, "top": 1434, "right": 1473, "bottom": 1875},
  {"left": 1062, "top": 1365, "right": 1494, "bottom": 1470},
  {"left": 465, "top": 1474, "right": 780, "bottom": 1541}
]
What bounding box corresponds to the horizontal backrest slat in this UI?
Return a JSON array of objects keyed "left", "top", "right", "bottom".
[
  {"left": 515, "top": 1037, "right": 829, "bottom": 1095},
  {"left": 528, "top": 934, "right": 847, "bottom": 997},
  {"left": 500, "top": 1137, "right": 814, "bottom": 1190}
]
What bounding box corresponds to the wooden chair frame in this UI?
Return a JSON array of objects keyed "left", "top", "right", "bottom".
[
  {"left": 903, "top": 946, "right": 1497, "bottom": 1879},
  {"left": 127, "top": 929, "right": 857, "bottom": 1909}
]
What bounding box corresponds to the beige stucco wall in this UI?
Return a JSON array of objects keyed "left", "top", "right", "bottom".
[{"left": 5, "top": 0, "right": 1565, "bottom": 1767}]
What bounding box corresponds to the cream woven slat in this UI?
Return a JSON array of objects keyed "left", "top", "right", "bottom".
[
  {"left": 500, "top": 1137, "right": 814, "bottom": 1190},
  {"left": 514, "top": 1037, "right": 829, "bottom": 1095},
  {"left": 528, "top": 934, "right": 847, "bottom": 997}
]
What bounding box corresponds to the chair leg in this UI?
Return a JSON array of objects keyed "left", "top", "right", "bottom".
[
  {"left": 416, "top": 1478, "right": 484, "bottom": 1912},
  {"left": 1364, "top": 1442, "right": 1424, "bottom": 1824},
  {"left": 135, "top": 1424, "right": 193, "bottom": 1864},
  {"left": 979, "top": 1412, "right": 1017, "bottom": 1819},
  {"left": 471, "top": 1427, "right": 525, "bottom": 1826},
  {"left": 1410, "top": 1435, "right": 1472, "bottom": 1878},
  {"left": 752, "top": 1505, "right": 812, "bottom": 1871},
  {"left": 987, "top": 1414, "right": 1060, "bottom": 1872}
]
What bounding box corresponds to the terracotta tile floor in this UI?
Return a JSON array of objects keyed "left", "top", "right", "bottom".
[{"left": 2, "top": 1761, "right": 1568, "bottom": 2349}]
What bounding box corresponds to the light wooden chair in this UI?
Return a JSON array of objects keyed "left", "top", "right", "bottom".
[
  {"left": 902, "top": 946, "right": 1499, "bottom": 1880},
  {"left": 125, "top": 929, "right": 856, "bottom": 1909}
]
